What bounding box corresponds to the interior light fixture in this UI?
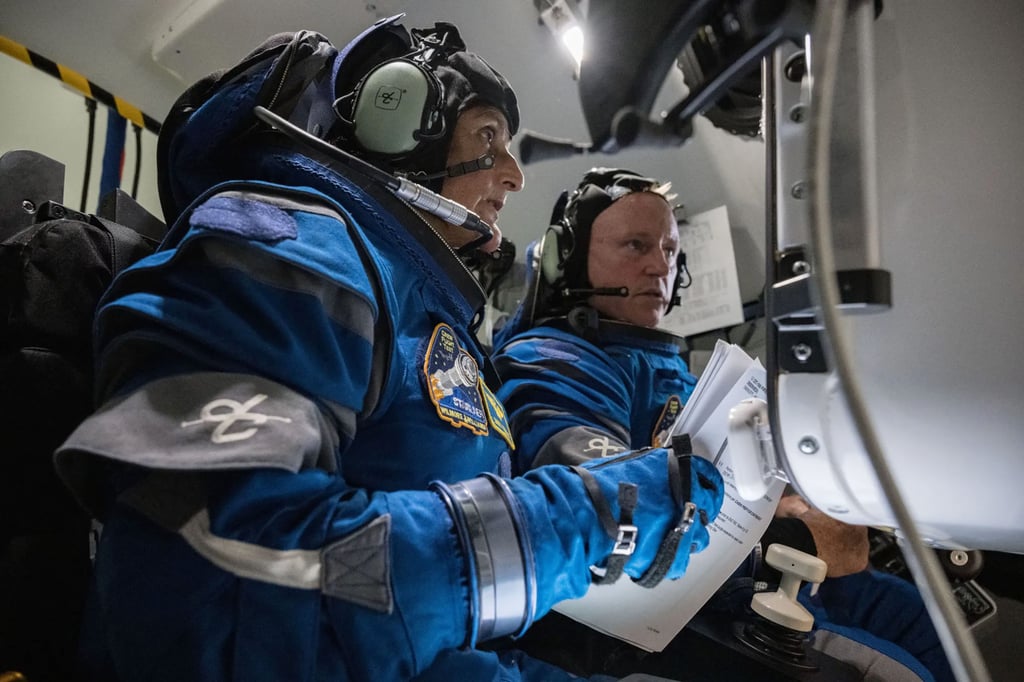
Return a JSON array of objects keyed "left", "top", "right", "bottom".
[{"left": 535, "top": 0, "right": 585, "bottom": 74}]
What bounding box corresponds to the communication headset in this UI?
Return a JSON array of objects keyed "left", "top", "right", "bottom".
[
  {"left": 341, "top": 54, "right": 448, "bottom": 158},
  {"left": 537, "top": 168, "right": 691, "bottom": 313},
  {"left": 332, "top": 21, "right": 507, "bottom": 186},
  {"left": 539, "top": 190, "right": 573, "bottom": 292}
]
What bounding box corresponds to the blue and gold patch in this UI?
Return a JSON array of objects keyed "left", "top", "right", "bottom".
[
  {"left": 481, "top": 382, "right": 515, "bottom": 450},
  {"left": 424, "top": 323, "right": 488, "bottom": 436},
  {"left": 651, "top": 394, "right": 683, "bottom": 448}
]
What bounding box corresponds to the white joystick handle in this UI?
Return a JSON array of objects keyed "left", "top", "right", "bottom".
[{"left": 751, "top": 544, "right": 828, "bottom": 632}]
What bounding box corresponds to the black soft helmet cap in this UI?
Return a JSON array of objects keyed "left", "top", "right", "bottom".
[
  {"left": 558, "top": 167, "right": 675, "bottom": 295},
  {"left": 438, "top": 50, "right": 520, "bottom": 135},
  {"left": 399, "top": 25, "right": 519, "bottom": 189}
]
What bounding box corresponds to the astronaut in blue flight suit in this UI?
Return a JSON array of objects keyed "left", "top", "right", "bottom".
[
  {"left": 491, "top": 168, "right": 954, "bottom": 682},
  {"left": 53, "top": 18, "right": 727, "bottom": 682},
  {"left": 491, "top": 168, "right": 698, "bottom": 476}
]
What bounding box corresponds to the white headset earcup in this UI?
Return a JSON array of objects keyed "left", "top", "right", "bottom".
[
  {"left": 540, "top": 226, "right": 564, "bottom": 286},
  {"left": 351, "top": 59, "right": 431, "bottom": 155}
]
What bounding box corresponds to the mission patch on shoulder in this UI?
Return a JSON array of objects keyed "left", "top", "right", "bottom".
[{"left": 423, "top": 323, "right": 489, "bottom": 435}]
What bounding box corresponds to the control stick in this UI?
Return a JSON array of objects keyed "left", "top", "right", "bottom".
[{"left": 734, "top": 543, "right": 827, "bottom": 672}]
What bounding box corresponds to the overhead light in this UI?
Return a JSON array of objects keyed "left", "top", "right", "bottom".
[
  {"left": 560, "top": 24, "right": 584, "bottom": 69},
  {"left": 536, "top": 0, "right": 584, "bottom": 73}
]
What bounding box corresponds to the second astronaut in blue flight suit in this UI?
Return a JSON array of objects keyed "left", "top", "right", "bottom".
[
  {"left": 52, "top": 18, "right": 726, "bottom": 682},
  {"left": 492, "top": 168, "right": 953, "bottom": 682},
  {"left": 492, "top": 168, "right": 697, "bottom": 476}
]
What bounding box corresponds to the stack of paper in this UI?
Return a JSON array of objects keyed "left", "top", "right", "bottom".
[{"left": 552, "top": 340, "right": 785, "bottom": 652}]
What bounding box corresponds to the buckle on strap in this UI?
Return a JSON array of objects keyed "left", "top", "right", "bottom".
[
  {"left": 678, "top": 501, "right": 697, "bottom": 533},
  {"left": 612, "top": 524, "right": 638, "bottom": 556}
]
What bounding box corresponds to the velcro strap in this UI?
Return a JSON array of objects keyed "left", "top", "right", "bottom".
[
  {"left": 595, "top": 482, "right": 638, "bottom": 584},
  {"left": 572, "top": 465, "right": 619, "bottom": 540},
  {"left": 634, "top": 501, "right": 696, "bottom": 588},
  {"left": 635, "top": 449, "right": 696, "bottom": 589},
  {"left": 669, "top": 435, "right": 693, "bottom": 507},
  {"left": 612, "top": 483, "right": 638, "bottom": 556},
  {"left": 573, "top": 464, "right": 639, "bottom": 586}
]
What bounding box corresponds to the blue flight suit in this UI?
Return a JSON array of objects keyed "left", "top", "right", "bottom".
[
  {"left": 53, "top": 145, "right": 724, "bottom": 682},
  {"left": 55, "top": 166, "right": 602, "bottom": 681},
  {"left": 52, "top": 25, "right": 726, "bottom": 681},
  {"left": 493, "top": 318, "right": 696, "bottom": 476}
]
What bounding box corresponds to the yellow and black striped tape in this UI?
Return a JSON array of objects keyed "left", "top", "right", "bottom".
[{"left": 0, "top": 35, "right": 161, "bottom": 134}]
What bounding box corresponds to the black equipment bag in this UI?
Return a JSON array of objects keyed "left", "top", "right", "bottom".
[{"left": 0, "top": 149, "right": 165, "bottom": 681}]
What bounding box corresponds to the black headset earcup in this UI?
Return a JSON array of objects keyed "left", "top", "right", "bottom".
[
  {"left": 349, "top": 58, "right": 443, "bottom": 156},
  {"left": 540, "top": 222, "right": 574, "bottom": 287},
  {"left": 665, "top": 250, "right": 689, "bottom": 312}
]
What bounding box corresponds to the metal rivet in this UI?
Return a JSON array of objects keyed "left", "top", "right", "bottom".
[
  {"left": 21, "top": 199, "right": 36, "bottom": 214},
  {"left": 790, "top": 181, "right": 808, "bottom": 199},
  {"left": 784, "top": 52, "right": 807, "bottom": 82},
  {"left": 949, "top": 550, "right": 970, "bottom": 567},
  {"left": 792, "top": 343, "right": 813, "bottom": 363},
  {"left": 792, "top": 260, "right": 811, "bottom": 275},
  {"left": 789, "top": 105, "right": 806, "bottom": 123},
  {"left": 798, "top": 436, "right": 818, "bottom": 454}
]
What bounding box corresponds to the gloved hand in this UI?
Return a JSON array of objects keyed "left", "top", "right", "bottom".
[
  {"left": 507, "top": 443, "right": 724, "bottom": 617},
  {"left": 432, "top": 442, "right": 724, "bottom": 644},
  {"left": 576, "top": 446, "right": 724, "bottom": 587}
]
